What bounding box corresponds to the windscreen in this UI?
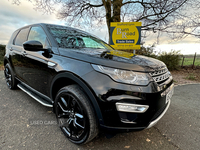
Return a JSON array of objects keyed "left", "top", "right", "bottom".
[{"left": 46, "top": 25, "right": 113, "bottom": 50}]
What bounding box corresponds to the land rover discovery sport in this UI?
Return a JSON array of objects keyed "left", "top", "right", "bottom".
[{"left": 4, "top": 23, "right": 174, "bottom": 144}]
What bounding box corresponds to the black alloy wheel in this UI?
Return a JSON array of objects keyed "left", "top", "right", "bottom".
[
  {"left": 57, "top": 93, "right": 87, "bottom": 141},
  {"left": 54, "top": 85, "right": 98, "bottom": 144},
  {"left": 4, "top": 63, "right": 17, "bottom": 89}
]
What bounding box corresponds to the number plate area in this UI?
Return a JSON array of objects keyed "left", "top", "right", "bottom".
[
  {"left": 161, "top": 84, "right": 174, "bottom": 104},
  {"left": 166, "top": 87, "right": 174, "bottom": 104}
]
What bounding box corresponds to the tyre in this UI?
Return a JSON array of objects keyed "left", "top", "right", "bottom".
[
  {"left": 4, "top": 63, "right": 17, "bottom": 89},
  {"left": 54, "top": 84, "right": 99, "bottom": 144}
]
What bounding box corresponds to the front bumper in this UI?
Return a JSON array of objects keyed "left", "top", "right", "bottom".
[
  {"left": 147, "top": 99, "right": 171, "bottom": 129},
  {"left": 82, "top": 70, "right": 174, "bottom": 131},
  {"left": 99, "top": 83, "right": 174, "bottom": 130},
  {"left": 100, "top": 100, "right": 171, "bottom": 132}
]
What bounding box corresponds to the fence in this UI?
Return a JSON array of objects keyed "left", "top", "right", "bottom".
[{"left": 180, "top": 53, "right": 200, "bottom": 68}]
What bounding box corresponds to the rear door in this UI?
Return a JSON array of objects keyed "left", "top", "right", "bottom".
[{"left": 10, "top": 27, "right": 30, "bottom": 81}]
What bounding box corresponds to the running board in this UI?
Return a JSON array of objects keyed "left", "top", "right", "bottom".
[{"left": 17, "top": 83, "right": 53, "bottom": 107}]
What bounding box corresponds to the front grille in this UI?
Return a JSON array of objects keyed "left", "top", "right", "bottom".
[
  {"left": 149, "top": 67, "right": 170, "bottom": 85},
  {"left": 149, "top": 67, "right": 168, "bottom": 76}
]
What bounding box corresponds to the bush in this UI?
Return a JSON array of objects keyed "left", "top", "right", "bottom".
[
  {"left": 0, "top": 44, "right": 6, "bottom": 66},
  {"left": 157, "top": 50, "right": 181, "bottom": 71}
]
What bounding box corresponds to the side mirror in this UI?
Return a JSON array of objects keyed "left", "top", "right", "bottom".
[{"left": 23, "top": 40, "right": 43, "bottom": 51}]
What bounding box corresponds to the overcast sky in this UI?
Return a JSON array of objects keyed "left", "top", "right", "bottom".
[{"left": 1, "top": 0, "right": 200, "bottom": 54}]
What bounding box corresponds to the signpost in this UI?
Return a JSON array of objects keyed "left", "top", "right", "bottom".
[{"left": 110, "top": 22, "right": 141, "bottom": 50}]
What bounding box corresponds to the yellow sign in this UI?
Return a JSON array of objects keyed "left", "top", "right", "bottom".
[{"left": 110, "top": 22, "right": 141, "bottom": 50}]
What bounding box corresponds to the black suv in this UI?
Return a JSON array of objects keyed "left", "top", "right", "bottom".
[{"left": 4, "top": 23, "right": 174, "bottom": 144}]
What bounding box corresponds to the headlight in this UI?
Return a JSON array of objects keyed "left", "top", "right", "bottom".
[{"left": 91, "top": 64, "right": 150, "bottom": 85}]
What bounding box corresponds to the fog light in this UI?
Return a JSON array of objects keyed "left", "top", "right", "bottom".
[{"left": 116, "top": 103, "right": 149, "bottom": 113}]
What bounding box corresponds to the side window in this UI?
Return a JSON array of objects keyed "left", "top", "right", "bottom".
[
  {"left": 28, "top": 26, "right": 49, "bottom": 47},
  {"left": 14, "top": 28, "right": 29, "bottom": 46},
  {"left": 8, "top": 30, "right": 19, "bottom": 45}
]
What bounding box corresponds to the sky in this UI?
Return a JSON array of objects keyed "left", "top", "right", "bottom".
[{"left": 0, "top": 0, "right": 200, "bottom": 55}]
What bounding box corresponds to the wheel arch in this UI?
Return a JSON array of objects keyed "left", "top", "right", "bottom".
[
  {"left": 4, "top": 57, "right": 10, "bottom": 66},
  {"left": 4, "top": 59, "right": 8, "bottom": 66},
  {"left": 50, "top": 72, "right": 104, "bottom": 125},
  {"left": 4, "top": 57, "right": 14, "bottom": 71}
]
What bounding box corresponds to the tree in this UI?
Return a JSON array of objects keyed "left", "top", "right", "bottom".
[{"left": 10, "top": 0, "right": 200, "bottom": 43}]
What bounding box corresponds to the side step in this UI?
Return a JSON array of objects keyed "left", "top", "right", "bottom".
[{"left": 17, "top": 83, "right": 53, "bottom": 107}]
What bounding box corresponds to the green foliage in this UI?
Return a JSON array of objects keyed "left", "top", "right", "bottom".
[
  {"left": 0, "top": 44, "right": 5, "bottom": 50},
  {"left": 157, "top": 50, "right": 181, "bottom": 71},
  {"left": 0, "top": 44, "right": 6, "bottom": 66}
]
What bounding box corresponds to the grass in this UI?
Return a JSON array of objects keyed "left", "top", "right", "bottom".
[{"left": 180, "top": 56, "right": 200, "bottom": 66}]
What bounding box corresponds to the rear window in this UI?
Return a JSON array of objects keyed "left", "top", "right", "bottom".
[
  {"left": 7, "top": 30, "right": 19, "bottom": 45},
  {"left": 14, "top": 28, "right": 29, "bottom": 46}
]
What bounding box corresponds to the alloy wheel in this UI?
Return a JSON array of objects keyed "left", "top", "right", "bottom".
[{"left": 56, "top": 93, "right": 88, "bottom": 141}]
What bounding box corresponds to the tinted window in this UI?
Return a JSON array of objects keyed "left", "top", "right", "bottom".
[
  {"left": 14, "top": 28, "right": 29, "bottom": 46},
  {"left": 83, "top": 38, "right": 105, "bottom": 49},
  {"left": 28, "top": 26, "right": 48, "bottom": 46}
]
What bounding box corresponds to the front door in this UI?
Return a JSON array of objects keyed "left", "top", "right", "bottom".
[{"left": 21, "top": 26, "right": 54, "bottom": 97}]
